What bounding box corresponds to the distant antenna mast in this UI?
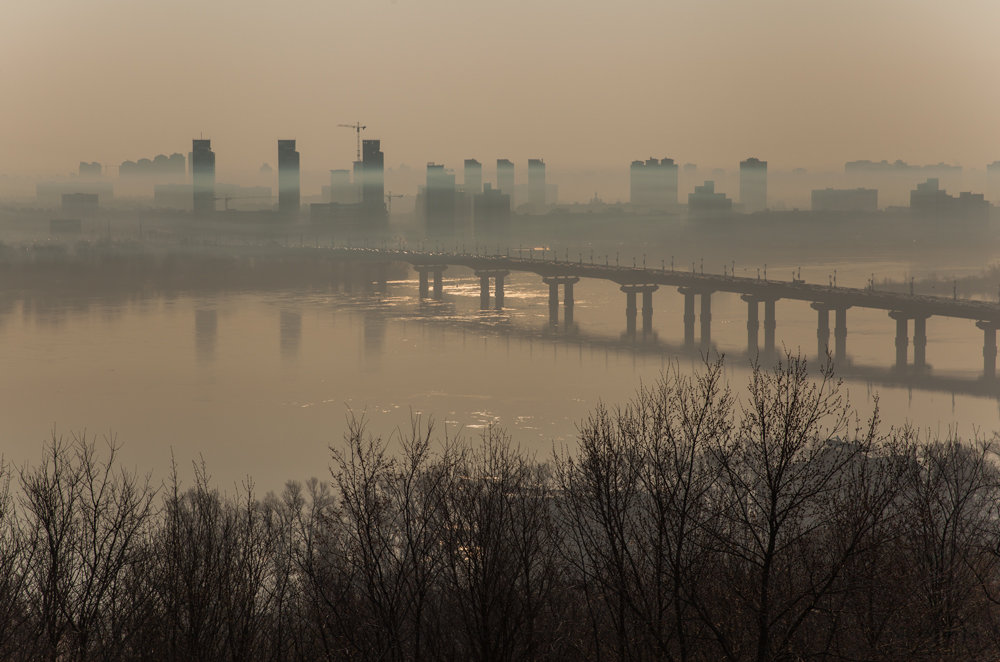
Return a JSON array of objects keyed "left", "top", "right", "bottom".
[{"left": 338, "top": 122, "right": 367, "bottom": 161}]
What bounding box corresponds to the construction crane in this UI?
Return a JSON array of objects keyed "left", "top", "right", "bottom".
[
  {"left": 385, "top": 191, "right": 403, "bottom": 215},
  {"left": 338, "top": 121, "right": 367, "bottom": 161}
]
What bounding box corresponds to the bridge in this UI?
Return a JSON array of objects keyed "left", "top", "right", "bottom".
[{"left": 327, "top": 247, "right": 1000, "bottom": 379}]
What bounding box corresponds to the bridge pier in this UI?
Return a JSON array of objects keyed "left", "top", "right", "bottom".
[
  {"left": 834, "top": 307, "right": 848, "bottom": 363},
  {"left": 743, "top": 295, "right": 777, "bottom": 354},
  {"left": 475, "top": 270, "right": 510, "bottom": 310},
  {"left": 682, "top": 290, "right": 695, "bottom": 347},
  {"left": 913, "top": 315, "right": 929, "bottom": 369},
  {"left": 763, "top": 299, "right": 776, "bottom": 354},
  {"left": 743, "top": 295, "right": 760, "bottom": 355},
  {"left": 811, "top": 303, "right": 831, "bottom": 359},
  {"left": 542, "top": 276, "right": 579, "bottom": 327},
  {"left": 415, "top": 265, "right": 447, "bottom": 299},
  {"left": 700, "top": 292, "right": 712, "bottom": 349},
  {"left": 621, "top": 284, "right": 658, "bottom": 338},
  {"left": 625, "top": 289, "right": 637, "bottom": 336},
  {"left": 679, "top": 287, "right": 712, "bottom": 349},
  {"left": 889, "top": 311, "right": 909, "bottom": 369},
  {"left": 433, "top": 269, "right": 444, "bottom": 299},
  {"left": 977, "top": 321, "right": 997, "bottom": 379}
]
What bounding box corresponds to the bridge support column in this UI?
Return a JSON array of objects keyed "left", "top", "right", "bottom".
[
  {"left": 913, "top": 315, "right": 929, "bottom": 369},
  {"left": 565, "top": 281, "right": 575, "bottom": 325},
  {"left": 812, "top": 303, "right": 831, "bottom": 359},
  {"left": 418, "top": 269, "right": 429, "bottom": 298},
  {"left": 625, "top": 290, "right": 637, "bottom": 337},
  {"left": 548, "top": 281, "right": 559, "bottom": 324},
  {"left": 700, "top": 292, "right": 712, "bottom": 349},
  {"left": 682, "top": 290, "right": 695, "bottom": 347},
  {"left": 834, "top": 307, "right": 848, "bottom": 363},
  {"left": 475, "top": 270, "right": 511, "bottom": 311},
  {"left": 433, "top": 269, "right": 444, "bottom": 299},
  {"left": 495, "top": 273, "right": 505, "bottom": 310},
  {"left": 743, "top": 296, "right": 760, "bottom": 355},
  {"left": 889, "top": 311, "right": 909, "bottom": 369},
  {"left": 542, "top": 276, "right": 580, "bottom": 328},
  {"left": 642, "top": 288, "right": 656, "bottom": 336},
  {"left": 763, "top": 299, "right": 777, "bottom": 354},
  {"left": 977, "top": 321, "right": 997, "bottom": 379},
  {"left": 622, "top": 284, "right": 658, "bottom": 339},
  {"left": 479, "top": 274, "right": 490, "bottom": 309},
  {"left": 415, "top": 265, "right": 446, "bottom": 299}
]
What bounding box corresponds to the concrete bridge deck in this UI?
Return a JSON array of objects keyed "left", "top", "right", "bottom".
[{"left": 326, "top": 247, "right": 1000, "bottom": 378}]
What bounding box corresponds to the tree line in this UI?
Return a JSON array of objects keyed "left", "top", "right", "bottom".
[{"left": 3, "top": 355, "right": 1000, "bottom": 661}]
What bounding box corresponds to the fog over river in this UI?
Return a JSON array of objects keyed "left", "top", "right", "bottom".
[{"left": 3, "top": 249, "right": 998, "bottom": 493}]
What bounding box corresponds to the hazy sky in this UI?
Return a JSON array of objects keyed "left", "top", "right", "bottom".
[{"left": 3, "top": 0, "right": 999, "bottom": 176}]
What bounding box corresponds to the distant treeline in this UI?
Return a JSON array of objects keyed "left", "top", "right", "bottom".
[
  {"left": 0, "top": 242, "right": 406, "bottom": 299},
  {"left": 3, "top": 356, "right": 1000, "bottom": 661}
]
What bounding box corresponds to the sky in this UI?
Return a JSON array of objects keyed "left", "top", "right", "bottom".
[{"left": 2, "top": 0, "right": 999, "bottom": 177}]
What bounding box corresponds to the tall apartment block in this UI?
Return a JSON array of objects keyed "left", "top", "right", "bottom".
[
  {"left": 277, "top": 139, "right": 300, "bottom": 216},
  {"left": 191, "top": 139, "right": 216, "bottom": 215},
  {"left": 527, "top": 159, "right": 546, "bottom": 210},
  {"left": 739, "top": 157, "right": 767, "bottom": 213}
]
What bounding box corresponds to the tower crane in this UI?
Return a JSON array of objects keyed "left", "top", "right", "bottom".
[
  {"left": 385, "top": 191, "right": 403, "bottom": 215},
  {"left": 338, "top": 122, "right": 367, "bottom": 161}
]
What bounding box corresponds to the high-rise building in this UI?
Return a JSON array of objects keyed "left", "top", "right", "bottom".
[
  {"left": 78, "top": 162, "right": 102, "bottom": 178},
  {"left": 464, "top": 159, "right": 483, "bottom": 195},
  {"left": 688, "top": 181, "right": 733, "bottom": 214},
  {"left": 191, "top": 139, "right": 216, "bottom": 215},
  {"left": 527, "top": 159, "right": 546, "bottom": 210},
  {"left": 361, "top": 139, "right": 387, "bottom": 227},
  {"left": 425, "top": 163, "right": 456, "bottom": 235},
  {"left": 629, "top": 157, "right": 679, "bottom": 208},
  {"left": 277, "top": 139, "right": 300, "bottom": 216},
  {"left": 811, "top": 188, "right": 878, "bottom": 212},
  {"left": 474, "top": 183, "right": 511, "bottom": 236},
  {"left": 329, "top": 169, "right": 354, "bottom": 204},
  {"left": 739, "top": 157, "right": 767, "bottom": 213},
  {"left": 496, "top": 159, "right": 515, "bottom": 207},
  {"left": 988, "top": 161, "right": 1000, "bottom": 204}
]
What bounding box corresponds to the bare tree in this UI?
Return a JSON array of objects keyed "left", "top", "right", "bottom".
[
  {"left": 437, "top": 424, "right": 562, "bottom": 662},
  {"left": 19, "top": 433, "right": 156, "bottom": 662},
  {"left": 330, "top": 413, "right": 461, "bottom": 661},
  {"left": 556, "top": 358, "right": 734, "bottom": 661},
  {"left": 699, "top": 354, "right": 904, "bottom": 662}
]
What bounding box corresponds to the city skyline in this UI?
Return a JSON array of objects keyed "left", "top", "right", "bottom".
[{"left": 3, "top": 0, "right": 999, "bottom": 175}]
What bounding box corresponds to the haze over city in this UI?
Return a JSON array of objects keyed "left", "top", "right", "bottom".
[
  {"left": 4, "top": 0, "right": 1000, "bottom": 178},
  {"left": 6, "top": 2, "right": 1000, "bottom": 660}
]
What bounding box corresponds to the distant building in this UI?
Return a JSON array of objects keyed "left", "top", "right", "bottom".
[
  {"left": 191, "top": 139, "right": 216, "bottom": 215},
  {"left": 910, "top": 178, "right": 989, "bottom": 221},
  {"left": 464, "top": 159, "right": 483, "bottom": 196},
  {"left": 739, "top": 157, "right": 767, "bottom": 213},
  {"left": 425, "top": 163, "right": 456, "bottom": 235},
  {"left": 328, "top": 169, "right": 355, "bottom": 204},
  {"left": 120, "top": 153, "right": 185, "bottom": 178},
  {"left": 153, "top": 183, "right": 192, "bottom": 210},
  {"left": 61, "top": 192, "right": 99, "bottom": 214},
  {"left": 361, "top": 139, "right": 387, "bottom": 228},
  {"left": 496, "top": 159, "right": 515, "bottom": 206},
  {"left": 78, "top": 162, "right": 102, "bottom": 178},
  {"left": 277, "top": 140, "right": 300, "bottom": 216},
  {"left": 811, "top": 188, "right": 878, "bottom": 212},
  {"left": 630, "top": 157, "right": 678, "bottom": 209},
  {"left": 987, "top": 161, "right": 1000, "bottom": 203},
  {"left": 688, "top": 181, "right": 732, "bottom": 214},
  {"left": 527, "top": 159, "right": 546, "bottom": 210},
  {"left": 36, "top": 180, "right": 112, "bottom": 207},
  {"left": 474, "top": 183, "right": 511, "bottom": 236},
  {"left": 846, "top": 159, "right": 962, "bottom": 174}
]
